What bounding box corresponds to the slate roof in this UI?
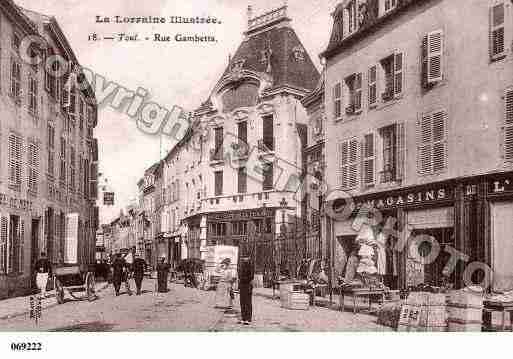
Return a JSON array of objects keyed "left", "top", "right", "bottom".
[{"left": 223, "top": 25, "right": 320, "bottom": 93}]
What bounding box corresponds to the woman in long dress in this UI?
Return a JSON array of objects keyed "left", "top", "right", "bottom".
[{"left": 215, "top": 258, "right": 234, "bottom": 309}]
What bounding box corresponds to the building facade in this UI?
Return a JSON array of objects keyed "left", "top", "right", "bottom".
[
  {"left": 0, "top": 1, "right": 99, "bottom": 298},
  {"left": 322, "top": 0, "right": 513, "bottom": 291},
  {"left": 158, "top": 6, "right": 321, "bottom": 282}
]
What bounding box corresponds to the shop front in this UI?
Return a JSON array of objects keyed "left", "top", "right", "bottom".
[{"left": 329, "top": 171, "right": 513, "bottom": 293}]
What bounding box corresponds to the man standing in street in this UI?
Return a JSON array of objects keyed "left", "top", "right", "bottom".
[
  {"left": 132, "top": 253, "right": 147, "bottom": 295},
  {"left": 34, "top": 252, "right": 52, "bottom": 298},
  {"left": 156, "top": 256, "right": 170, "bottom": 293},
  {"left": 112, "top": 253, "right": 132, "bottom": 296},
  {"left": 238, "top": 256, "right": 254, "bottom": 325}
]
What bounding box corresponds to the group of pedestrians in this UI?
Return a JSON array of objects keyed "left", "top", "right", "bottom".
[{"left": 111, "top": 252, "right": 147, "bottom": 296}]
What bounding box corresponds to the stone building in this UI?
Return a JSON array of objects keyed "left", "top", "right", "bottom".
[
  {"left": 322, "top": 0, "right": 513, "bottom": 291},
  {"left": 159, "top": 5, "right": 321, "bottom": 282},
  {"left": 0, "top": 1, "right": 98, "bottom": 298}
]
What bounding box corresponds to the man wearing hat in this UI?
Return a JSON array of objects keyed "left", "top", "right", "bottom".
[
  {"left": 238, "top": 256, "right": 254, "bottom": 325},
  {"left": 156, "top": 256, "right": 170, "bottom": 293}
]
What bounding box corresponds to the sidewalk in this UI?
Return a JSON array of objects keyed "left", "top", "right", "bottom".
[{"left": 0, "top": 281, "right": 110, "bottom": 321}]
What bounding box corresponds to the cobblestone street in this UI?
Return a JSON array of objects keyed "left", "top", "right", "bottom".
[{"left": 0, "top": 282, "right": 389, "bottom": 332}]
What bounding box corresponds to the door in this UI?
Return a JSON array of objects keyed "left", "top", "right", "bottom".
[
  {"left": 31, "top": 219, "right": 40, "bottom": 288},
  {"left": 492, "top": 202, "right": 513, "bottom": 292}
]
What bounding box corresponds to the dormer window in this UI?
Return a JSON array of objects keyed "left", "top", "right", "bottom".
[{"left": 346, "top": 0, "right": 358, "bottom": 35}]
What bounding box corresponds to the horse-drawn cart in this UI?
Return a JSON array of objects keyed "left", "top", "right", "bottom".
[
  {"left": 53, "top": 264, "right": 96, "bottom": 304},
  {"left": 53, "top": 213, "right": 96, "bottom": 304}
]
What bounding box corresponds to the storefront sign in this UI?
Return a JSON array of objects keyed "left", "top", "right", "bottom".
[
  {"left": 209, "top": 208, "right": 274, "bottom": 221},
  {"left": 489, "top": 177, "right": 513, "bottom": 195},
  {"left": 0, "top": 193, "right": 33, "bottom": 212},
  {"left": 355, "top": 187, "right": 452, "bottom": 211}
]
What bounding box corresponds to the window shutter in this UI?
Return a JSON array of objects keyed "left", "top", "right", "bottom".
[
  {"left": 9, "top": 134, "right": 22, "bottom": 191},
  {"left": 417, "top": 114, "right": 433, "bottom": 174},
  {"left": 490, "top": 3, "right": 506, "bottom": 60},
  {"left": 354, "top": 73, "right": 363, "bottom": 110},
  {"left": 432, "top": 111, "right": 447, "bottom": 172},
  {"left": 0, "top": 215, "right": 8, "bottom": 274},
  {"left": 504, "top": 88, "right": 513, "bottom": 162},
  {"left": 62, "top": 76, "right": 71, "bottom": 108},
  {"left": 338, "top": 141, "right": 349, "bottom": 188},
  {"left": 427, "top": 30, "right": 443, "bottom": 84},
  {"left": 368, "top": 66, "right": 377, "bottom": 106},
  {"left": 394, "top": 52, "right": 403, "bottom": 95},
  {"left": 28, "top": 141, "right": 39, "bottom": 195},
  {"left": 348, "top": 139, "right": 359, "bottom": 188},
  {"left": 333, "top": 83, "right": 342, "bottom": 119},
  {"left": 395, "top": 122, "right": 406, "bottom": 180},
  {"left": 362, "top": 134, "right": 375, "bottom": 186}
]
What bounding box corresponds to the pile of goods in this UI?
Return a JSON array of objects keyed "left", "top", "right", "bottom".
[
  {"left": 447, "top": 289, "right": 484, "bottom": 332},
  {"left": 279, "top": 282, "right": 310, "bottom": 311},
  {"left": 378, "top": 301, "right": 403, "bottom": 328},
  {"left": 397, "top": 292, "right": 448, "bottom": 332}
]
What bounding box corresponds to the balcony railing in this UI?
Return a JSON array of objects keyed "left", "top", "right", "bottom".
[{"left": 257, "top": 138, "right": 275, "bottom": 152}]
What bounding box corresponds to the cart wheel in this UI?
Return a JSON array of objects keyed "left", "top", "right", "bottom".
[
  {"left": 86, "top": 272, "right": 96, "bottom": 301},
  {"left": 55, "top": 278, "right": 65, "bottom": 304}
]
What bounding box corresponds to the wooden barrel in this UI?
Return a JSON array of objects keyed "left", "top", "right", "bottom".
[{"left": 447, "top": 291, "right": 483, "bottom": 332}]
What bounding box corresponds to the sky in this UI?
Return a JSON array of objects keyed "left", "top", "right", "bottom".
[{"left": 15, "top": 0, "right": 339, "bottom": 223}]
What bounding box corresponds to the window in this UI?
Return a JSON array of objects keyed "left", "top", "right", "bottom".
[
  {"left": 212, "top": 127, "right": 223, "bottom": 161},
  {"left": 10, "top": 59, "right": 21, "bottom": 102},
  {"left": 261, "top": 115, "right": 274, "bottom": 151},
  {"left": 214, "top": 171, "right": 223, "bottom": 196},
  {"left": 490, "top": 3, "right": 505, "bottom": 60},
  {"left": 345, "top": 73, "right": 362, "bottom": 114},
  {"left": 47, "top": 125, "right": 55, "bottom": 177},
  {"left": 362, "top": 134, "right": 375, "bottom": 186},
  {"left": 78, "top": 155, "right": 83, "bottom": 194},
  {"left": 11, "top": 33, "right": 20, "bottom": 50},
  {"left": 380, "top": 52, "right": 403, "bottom": 101},
  {"left": 209, "top": 222, "right": 226, "bottom": 237},
  {"left": 380, "top": 124, "right": 405, "bottom": 182},
  {"left": 68, "top": 87, "right": 77, "bottom": 133},
  {"left": 417, "top": 110, "right": 447, "bottom": 174},
  {"left": 233, "top": 221, "right": 248, "bottom": 236},
  {"left": 368, "top": 66, "right": 377, "bottom": 107},
  {"left": 28, "top": 76, "right": 38, "bottom": 116},
  {"left": 337, "top": 138, "right": 359, "bottom": 189},
  {"left": 0, "top": 216, "right": 6, "bottom": 274},
  {"left": 422, "top": 30, "right": 444, "bottom": 87},
  {"left": 238, "top": 167, "right": 247, "bottom": 194},
  {"left": 254, "top": 218, "right": 272, "bottom": 233},
  {"left": 59, "top": 137, "right": 66, "bottom": 186},
  {"left": 384, "top": 0, "right": 397, "bottom": 12},
  {"left": 69, "top": 146, "right": 76, "bottom": 192},
  {"left": 8, "top": 133, "right": 22, "bottom": 191},
  {"left": 504, "top": 88, "right": 513, "bottom": 163},
  {"left": 79, "top": 99, "right": 85, "bottom": 136},
  {"left": 238, "top": 120, "right": 247, "bottom": 144},
  {"left": 333, "top": 83, "right": 342, "bottom": 119},
  {"left": 28, "top": 141, "right": 39, "bottom": 196},
  {"left": 346, "top": 0, "right": 357, "bottom": 35},
  {"left": 262, "top": 162, "right": 273, "bottom": 191}
]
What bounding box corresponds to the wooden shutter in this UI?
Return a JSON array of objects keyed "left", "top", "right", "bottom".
[
  {"left": 368, "top": 66, "right": 377, "bottom": 107},
  {"left": 348, "top": 139, "right": 359, "bottom": 188},
  {"left": 354, "top": 73, "right": 362, "bottom": 111},
  {"left": 417, "top": 114, "right": 433, "bottom": 174},
  {"left": 362, "top": 134, "right": 375, "bottom": 186},
  {"left": 505, "top": 88, "right": 513, "bottom": 162},
  {"left": 9, "top": 134, "right": 22, "bottom": 190},
  {"left": 337, "top": 141, "right": 349, "bottom": 188},
  {"left": 0, "top": 215, "right": 8, "bottom": 274},
  {"left": 427, "top": 30, "right": 443, "bottom": 84},
  {"left": 432, "top": 111, "right": 447, "bottom": 172},
  {"left": 28, "top": 141, "right": 39, "bottom": 195},
  {"left": 18, "top": 219, "right": 25, "bottom": 273},
  {"left": 395, "top": 122, "right": 406, "bottom": 180},
  {"left": 394, "top": 52, "right": 403, "bottom": 95},
  {"left": 490, "top": 3, "right": 505, "bottom": 60},
  {"left": 333, "top": 83, "right": 342, "bottom": 119}
]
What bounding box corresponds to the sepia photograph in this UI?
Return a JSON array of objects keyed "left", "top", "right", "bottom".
[{"left": 0, "top": 0, "right": 512, "bottom": 352}]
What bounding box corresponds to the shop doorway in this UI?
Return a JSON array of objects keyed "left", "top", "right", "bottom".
[
  {"left": 30, "top": 218, "right": 40, "bottom": 288},
  {"left": 492, "top": 202, "right": 513, "bottom": 292},
  {"left": 411, "top": 227, "right": 455, "bottom": 288}
]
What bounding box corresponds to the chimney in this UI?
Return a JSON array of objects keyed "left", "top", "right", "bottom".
[{"left": 247, "top": 5, "right": 253, "bottom": 26}]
